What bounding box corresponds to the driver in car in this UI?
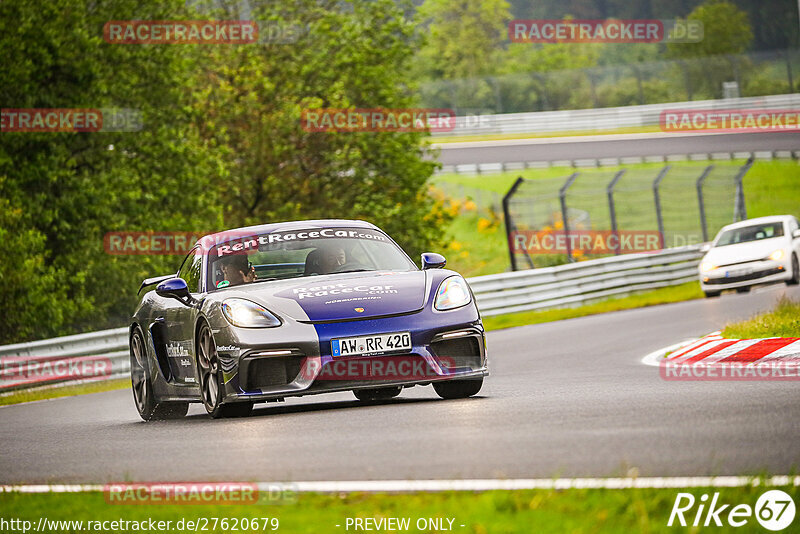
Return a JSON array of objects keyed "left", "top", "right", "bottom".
[
  {"left": 320, "top": 246, "right": 346, "bottom": 274},
  {"left": 218, "top": 254, "right": 256, "bottom": 287}
]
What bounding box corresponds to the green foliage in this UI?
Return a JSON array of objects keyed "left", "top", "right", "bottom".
[
  {"left": 0, "top": 0, "right": 227, "bottom": 342},
  {"left": 415, "top": 0, "right": 511, "bottom": 81},
  {"left": 0, "top": 0, "right": 446, "bottom": 343},
  {"left": 667, "top": 0, "right": 754, "bottom": 58},
  {"left": 664, "top": 0, "right": 755, "bottom": 99},
  {"left": 195, "top": 0, "right": 443, "bottom": 258}
]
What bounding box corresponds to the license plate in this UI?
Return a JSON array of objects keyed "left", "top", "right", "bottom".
[
  {"left": 331, "top": 332, "right": 411, "bottom": 357},
  {"left": 726, "top": 268, "right": 752, "bottom": 277}
]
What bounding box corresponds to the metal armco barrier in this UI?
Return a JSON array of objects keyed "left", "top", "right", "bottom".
[
  {"left": 0, "top": 246, "right": 704, "bottom": 392},
  {"left": 0, "top": 328, "right": 129, "bottom": 393},
  {"left": 432, "top": 93, "right": 800, "bottom": 137},
  {"left": 468, "top": 245, "right": 704, "bottom": 317}
]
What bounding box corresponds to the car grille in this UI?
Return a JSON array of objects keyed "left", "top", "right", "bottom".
[
  {"left": 430, "top": 336, "right": 483, "bottom": 370},
  {"left": 705, "top": 267, "right": 783, "bottom": 285},
  {"left": 243, "top": 356, "right": 303, "bottom": 390}
]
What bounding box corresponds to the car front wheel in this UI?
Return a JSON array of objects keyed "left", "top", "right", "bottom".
[
  {"left": 433, "top": 378, "right": 483, "bottom": 399},
  {"left": 130, "top": 326, "right": 188, "bottom": 421},
  {"left": 788, "top": 254, "right": 799, "bottom": 286},
  {"left": 704, "top": 290, "right": 721, "bottom": 298},
  {"left": 197, "top": 322, "right": 253, "bottom": 419}
]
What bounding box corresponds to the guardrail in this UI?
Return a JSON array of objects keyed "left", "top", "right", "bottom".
[
  {"left": 433, "top": 93, "right": 800, "bottom": 137},
  {"left": 468, "top": 245, "right": 704, "bottom": 316},
  {"left": 0, "top": 328, "right": 129, "bottom": 393},
  {"left": 0, "top": 246, "right": 703, "bottom": 392}
]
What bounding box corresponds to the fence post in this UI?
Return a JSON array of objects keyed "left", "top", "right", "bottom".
[
  {"left": 653, "top": 166, "right": 671, "bottom": 249},
  {"left": 559, "top": 173, "right": 580, "bottom": 262},
  {"left": 733, "top": 157, "right": 753, "bottom": 221},
  {"left": 503, "top": 176, "right": 527, "bottom": 271},
  {"left": 695, "top": 165, "right": 714, "bottom": 242},
  {"left": 607, "top": 169, "right": 627, "bottom": 255}
]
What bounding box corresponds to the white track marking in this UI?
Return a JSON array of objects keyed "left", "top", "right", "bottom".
[
  {"left": 756, "top": 340, "right": 800, "bottom": 362},
  {"left": 641, "top": 341, "right": 696, "bottom": 367},
  {"left": 2, "top": 477, "right": 799, "bottom": 493},
  {"left": 669, "top": 339, "right": 731, "bottom": 363}
]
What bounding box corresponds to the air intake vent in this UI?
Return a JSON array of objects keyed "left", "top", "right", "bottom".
[
  {"left": 430, "top": 337, "right": 482, "bottom": 370},
  {"left": 244, "top": 357, "right": 302, "bottom": 390}
]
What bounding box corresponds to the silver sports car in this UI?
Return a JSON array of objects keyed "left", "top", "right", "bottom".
[{"left": 129, "top": 219, "right": 488, "bottom": 420}]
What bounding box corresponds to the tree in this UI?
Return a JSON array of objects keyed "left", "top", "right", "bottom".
[
  {"left": 667, "top": 0, "right": 753, "bottom": 58},
  {"left": 195, "top": 0, "right": 446, "bottom": 258},
  {"left": 415, "top": 0, "right": 512, "bottom": 81},
  {"left": 0, "top": 0, "right": 225, "bottom": 341}
]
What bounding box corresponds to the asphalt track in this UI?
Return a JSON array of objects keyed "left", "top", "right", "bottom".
[
  {"left": 1, "top": 283, "right": 799, "bottom": 484},
  {"left": 435, "top": 131, "right": 800, "bottom": 165}
]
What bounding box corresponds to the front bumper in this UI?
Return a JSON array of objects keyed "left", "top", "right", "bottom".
[
  {"left": 699, "top": 259, "right": 791, "bottom": 291},
  {"left": 213, "top": 307, "right": 487, "bottom": 403}
]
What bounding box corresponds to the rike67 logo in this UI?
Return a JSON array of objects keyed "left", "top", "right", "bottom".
[{"left": 668, "top": 490, "right": 796, "bottom": 530}]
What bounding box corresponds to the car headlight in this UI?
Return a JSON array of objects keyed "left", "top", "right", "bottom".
[
  {"left": 768, "top": 249, "right": 785, "bottom": 261},
  {"left": 221, "top": 298, "right": 281, "bottom": 328},
  {"left": 434, "top": 276, "right": 471, "bottom": 311},
  {"left": 700, "top": 261, "right": 717, "bottom": 272}
]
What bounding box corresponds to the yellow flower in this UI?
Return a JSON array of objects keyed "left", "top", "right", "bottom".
[{"left": 450, "top": 241, "right": 462, "bottom": 251}]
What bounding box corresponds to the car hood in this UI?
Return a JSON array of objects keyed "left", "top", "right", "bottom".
[
  {"left": 704, "top": 237, "right": 787, "bottom": 266},
  {"left": 214, "top": 270, "right": 429, "bottom": 322}
]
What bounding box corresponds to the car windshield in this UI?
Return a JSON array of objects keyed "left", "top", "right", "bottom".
[
  {"left": 715, "top": 222, "right": 784, "bottom": 247},
  {"left": 207, "top": 227, "right": 417, "bottom": 290}
]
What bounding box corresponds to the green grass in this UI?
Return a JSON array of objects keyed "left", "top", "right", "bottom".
[
  {"left": 738, "top": 160, "right": 800, "bottom": 219},
  {"left": 483, "top": 282, "right": 703, "bottom": 332},
  {"left": 0, "top": 378, "right": 129, "bottom": 406},
  {"left": 3, "top": 484, "right": 797, "bottom": 533},
  {"left": 722, "top": 296, "right": 800, "bottom": 339},
  {"left": 435, "top": 159, "right": 800, "bottom": 280}
]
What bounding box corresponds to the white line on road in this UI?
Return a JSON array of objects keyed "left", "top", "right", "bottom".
[
  {"left": 2, "top": 476, "right": 799, "bottom": 493},
  {"left": 640, "top": 340, "right": 697, "bottom": 367}
]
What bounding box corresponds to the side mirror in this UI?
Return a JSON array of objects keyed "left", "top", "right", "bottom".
[
  {"left": 793, "top": 229, "right": 800, "bottom": 239},
  {"left": 156, "top": 277, "right": 194, "bottom": 305},
  {"left": 700, "top": 243, "right": 712, "bottom": 253},
  {"left": 421, "top": 252, "right": 446, "bottom": 270}
]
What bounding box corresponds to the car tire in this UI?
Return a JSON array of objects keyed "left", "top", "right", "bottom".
[
  {"left": 704, "top": 291, "right": 721, "bottom": 298},
  {"left": 736, "top": 287, "right": 751, "bottom": 294},
  {"left": 196, "top": 321, "right": 253, "bottom": 419},
  {"left": 353, "top": 387, "right": 402, "bottom": 402},
  {"left": 130, "top": 326, "right": 189, "bottom": 421},
  {"left": 788, "top": 254, "right": 800, "bottom": 286},
  {"left": 433, "top": 378, "right": 483, "bottom": 399}
]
